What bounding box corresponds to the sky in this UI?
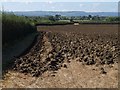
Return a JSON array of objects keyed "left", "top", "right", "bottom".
[
  {"left": 0, "top": 0, "right": 120, "bottom": 2},
  {"left": 0, "top": 0, "right": 119, "bottom": 12}
]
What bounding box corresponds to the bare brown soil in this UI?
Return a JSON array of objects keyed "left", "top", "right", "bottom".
[
  {"left": 37, "top": 24, "right": 118, "bottom": 34},
  {"left": 1, "top": 24, "right": 119, "bottom": 88},
  {"left": 1, "top": 62, "right": 118, "bottom": 88}
]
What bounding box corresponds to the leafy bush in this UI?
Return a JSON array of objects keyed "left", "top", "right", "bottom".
[{"left": 2, "top": 13, "right": 36, "bottom": 46}]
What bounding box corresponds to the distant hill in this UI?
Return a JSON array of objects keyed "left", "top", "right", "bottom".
[{"left": 13, "top": 11, "right": 118, "bottom": 16}]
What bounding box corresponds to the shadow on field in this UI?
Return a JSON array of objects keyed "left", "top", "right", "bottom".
[{"left": 2, "top": 32, "right": 44, "bottom": 77}]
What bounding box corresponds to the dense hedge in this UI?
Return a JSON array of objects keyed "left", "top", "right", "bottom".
[
  {"left": 2, "top": 13, "right": 36, "bottom": 46},
  {"left": 35, "top": 21, "right": 74, "bottom": 26}
]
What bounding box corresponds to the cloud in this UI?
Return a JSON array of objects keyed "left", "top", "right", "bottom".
[
  {"left": 48, "top": 1, "right": 53, "bottom": 4},
  {"left": 1, "top": 2, "right": 118, "bottom": 12},
  {"left": 1, "top": 0, "right": 119, "bottom": 2},
  {"left": 89, "top": 3, "right": 102, "bottom": 12},
  {"left": 1, "top": 0, "right": 33, "bottom": 2},
  {"left": 51, "top": 6, "right": 55, "bottom": 9},
  {"left": 79, "top": 4, "right": 83, "bottom": 7}
]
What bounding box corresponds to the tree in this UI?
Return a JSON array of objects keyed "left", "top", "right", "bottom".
[
  {"left": 92, "top": 15, "right": 100, "bottom": 21},
  {"left": 70, "top": 16, "right": 75, "bottom": 22},
  {"left": 88, "top": 15, "right": 92, "bottom": 20},
  {"left": 70, "top": 18, "right": 73, "bottom": 22},
  {"left": 55, "top": 14, "right": 61, "bottom": 20},
  {"left": 48, "top": 16, "right": 56, "bottom": 22},
  {"left": 105, "top": 17, "right": 120, "bottom": 22}
]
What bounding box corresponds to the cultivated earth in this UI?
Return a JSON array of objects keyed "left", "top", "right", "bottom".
[{"left": 1, "top": 24, "right": 119, "bottom": 88}]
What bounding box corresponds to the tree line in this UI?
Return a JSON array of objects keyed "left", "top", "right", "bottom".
[{"left": 25, "top": 14, "right": 120, "bottom": 25}]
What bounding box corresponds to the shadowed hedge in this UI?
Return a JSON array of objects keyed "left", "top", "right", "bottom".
[{"left": 2, "top": 13, "right": 36, "bottom": 46}]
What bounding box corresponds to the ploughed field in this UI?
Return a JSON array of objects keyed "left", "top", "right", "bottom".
[
  {"left": 2, "top": 24, "right": 118, "bottom": 88},
  {"left": 13, "top": 24, "right": 119, "bottom": 77}
]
